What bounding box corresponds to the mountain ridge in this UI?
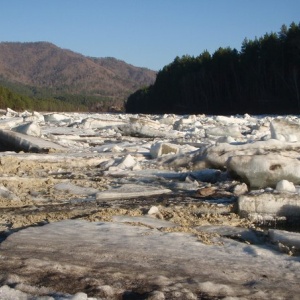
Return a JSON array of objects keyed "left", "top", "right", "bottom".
[{"left": 0, "top": 42, "right": 156, "bottom": 110}]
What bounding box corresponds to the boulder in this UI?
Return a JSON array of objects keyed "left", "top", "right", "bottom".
[{"left": 227, "top": 153, "right": 300, "bottom": 189}]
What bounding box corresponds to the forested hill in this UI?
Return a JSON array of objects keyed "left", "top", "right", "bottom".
[
  {"left": 126, "top": 22, "right": 300, "bottom": 115},
  {"left": 0, "top": 42, "right": 156, "bottom": 111}
]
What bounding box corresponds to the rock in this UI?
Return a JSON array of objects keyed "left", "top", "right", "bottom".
[
  {"left": 238, "top": 193, "right": 300, "bottom": 221},
  {"left": 12, "top": 122, "right": 41, "bottom": 137},
  {"left": 276, "top": 180, "right": 296, "bottom": 193},
  {"left": 227, "top": 153, "right": 300, "bottom": 188}
]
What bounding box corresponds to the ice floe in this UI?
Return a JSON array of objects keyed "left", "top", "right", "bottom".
[{"left": 0, "top": 110, "right": 300, "bottom": 299}]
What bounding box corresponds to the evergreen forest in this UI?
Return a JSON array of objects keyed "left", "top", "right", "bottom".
[{"left": 125, "top": 22, "right": 300, "bottom": 115}]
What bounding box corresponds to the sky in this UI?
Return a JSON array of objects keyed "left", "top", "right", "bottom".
[{"left": 1, "top": 0, "right": 299, "bottom": 71}]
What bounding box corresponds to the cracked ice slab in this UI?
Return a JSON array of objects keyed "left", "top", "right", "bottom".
[
  {"left": 96, "top": 184, "right": 172, "bottom": 200},
  {"left": 1, "top": 220, "right": 300, "bottom": 298},
  {"left": 0, "top": 129, "right": 66, "bottom": 152}
]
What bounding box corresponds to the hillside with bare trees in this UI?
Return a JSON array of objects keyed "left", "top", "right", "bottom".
[{"left": 0, "top": 42, "right": 156, "bottom": 111}]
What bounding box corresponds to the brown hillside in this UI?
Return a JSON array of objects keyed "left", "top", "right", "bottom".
[{"left": 0, "top": 42, "right": 156, "bottom": 102}]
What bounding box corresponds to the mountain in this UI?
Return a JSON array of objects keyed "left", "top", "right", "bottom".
[{"left": 0, "top": 42, "right": 156, "bottom": 111}]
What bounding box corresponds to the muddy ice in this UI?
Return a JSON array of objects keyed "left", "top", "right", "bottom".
[{"left": 0, "top": 110, "right": 300, "bottom": 299}]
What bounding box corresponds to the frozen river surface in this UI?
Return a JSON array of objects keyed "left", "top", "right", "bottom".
[{"left": 0, "top": 109, "right": 300, "bottom": 299}]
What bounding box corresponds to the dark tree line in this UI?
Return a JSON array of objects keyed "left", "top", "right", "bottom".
[{"left": 125, "top": 22, "right": 300, "bottom": 115}]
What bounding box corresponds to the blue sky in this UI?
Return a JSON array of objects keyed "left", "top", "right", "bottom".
[{"left": 1, "top": 0, "right": 299, "bottom": 70}]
